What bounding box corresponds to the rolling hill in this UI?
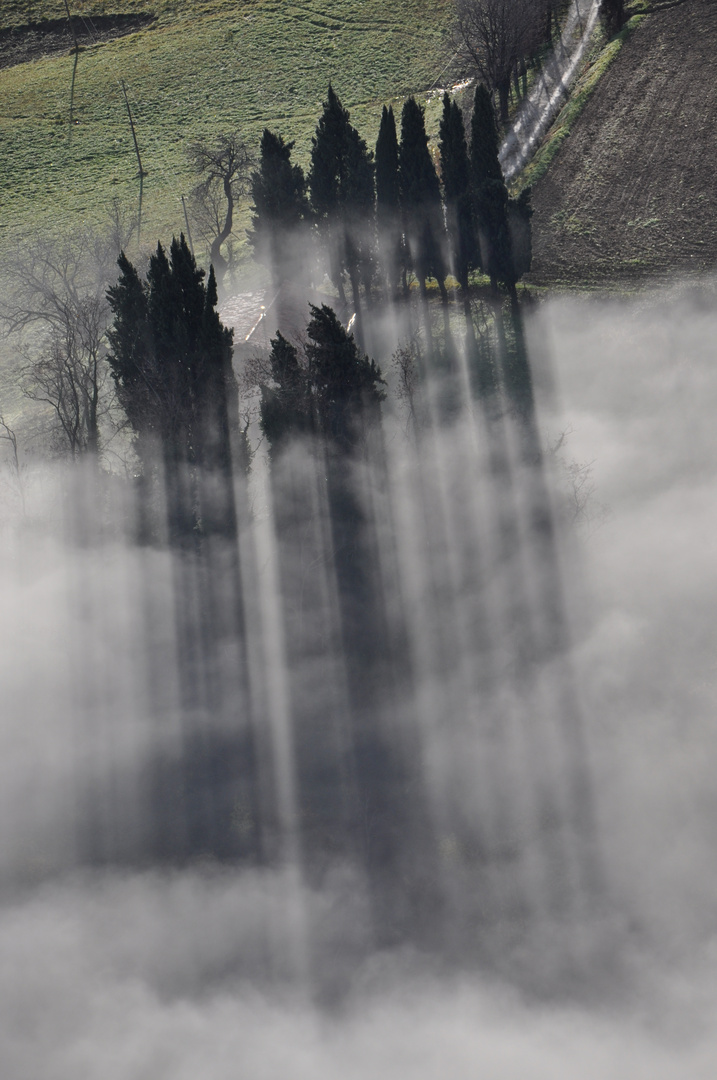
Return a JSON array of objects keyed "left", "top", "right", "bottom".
[
  {"left": 1, "top": 0, "right": 715, "bottom": 288},
  {"left": 0, "top": 0, "right": 454, "bottom": 257}
]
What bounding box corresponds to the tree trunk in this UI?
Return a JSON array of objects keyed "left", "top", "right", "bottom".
[
  {"left": 210, "top": 176, "right": 234, "bottom": 280},
  {"left": 498, "top": 81, "right": 510, "bottom": 126}
]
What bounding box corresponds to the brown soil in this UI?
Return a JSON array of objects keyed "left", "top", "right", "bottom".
[
  {"left": 0, "top": 14, "right": 155, "bottom": 71},
  {"left": 527, "top": 0, "right": 717, "bottom": 286}
]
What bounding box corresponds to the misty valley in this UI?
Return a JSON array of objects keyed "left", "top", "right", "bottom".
[{"left": 1, "top": 1, "right": 717, "bottom": 1076}]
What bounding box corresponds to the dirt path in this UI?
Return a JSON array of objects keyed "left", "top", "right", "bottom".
[
  {"left": 528, "top": 0, "right": 717, "bottom": 285},
  {"left": 500, "top": 0, "right": 601, "bottom": 180}
]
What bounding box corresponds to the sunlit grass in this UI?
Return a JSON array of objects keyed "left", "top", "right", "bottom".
[{"left": 0, "top": 0, "right": 454, "bottom": 255}]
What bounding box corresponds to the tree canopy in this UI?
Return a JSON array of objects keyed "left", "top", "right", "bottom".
[
  {"left": 399, "top": 97, "right": 448, "bottom": 298},
  {"left": 107, "top": 235, "right": 238, "bottom": 540},
  {"left": 454, "top": 0, "right": 551, "bottom": 123},
  {"left": 308, "top": 86, "right": 375, "bottom": 309},
  {"left": 439, "top": 92, "right": 477, "bottom": 289},
  {"left": 260, "top": 305, "right": 385, "bottom": 457},
  {"left": 470, "top": 83, "right": 514, "bottom": 288},
  {"left": 249, "top": 129, "right": 309, "bottom": 289}
]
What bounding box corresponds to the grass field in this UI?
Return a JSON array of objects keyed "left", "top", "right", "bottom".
[{"left": 0, "top": 0, "right": 455, "bottom": 259}]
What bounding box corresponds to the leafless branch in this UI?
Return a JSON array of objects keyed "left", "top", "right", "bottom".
[
  {"left": 453, "top": 0, "right": 553, "bottom": 122},
  {"left": 0, "top": 232, "right": 122, "bottom": 461},
  {"left": 186, "top": 132, "right": 253, "bottom": 280}
]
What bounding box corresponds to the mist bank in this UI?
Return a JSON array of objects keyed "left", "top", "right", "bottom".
[{"left": 1, "top": 281, "right": 716, "bottom": 1074}]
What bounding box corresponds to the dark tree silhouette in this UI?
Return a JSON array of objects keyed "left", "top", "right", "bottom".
[
  {"left": 306, "top": 304, "right": 385, "bottom": 448},
  {"left": 469, "top": 81, "right": 504, "bottom": 189},
  {"left": 600, "top": 0, "right": 625, "bottom": 37},
  {"left": 248, "top": 129, "right": 309, "bottom": 292},
  {"left": 469, "top": 83, "right": 533, "bottom": 291},
  {"left": 375, "top": 104, "right": 403, "bottom": 299},
  {"left": 439, "top": 92, "right": 477, "bottom": 291},
  {"left": 470, "top": 83, "right": 514, "bottom": 289},
  {"left": 106, "top": 234, "right": 238, "bottom": 542},
  {"left": 399, "top": 97, "right": 448, "bottom": 301},
  {"left": 308, "top": 86, "right": 375, "bottom": 321},
  {"left": 260, "top": 306, "right": 384, "bottom": 458},
  {"left": 259, "top": 333, "right": 312, "bottom": 454}
]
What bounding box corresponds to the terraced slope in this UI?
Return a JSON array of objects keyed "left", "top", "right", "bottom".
[{"left": 528, "top": 0, "right": 717, "bottom": 286}]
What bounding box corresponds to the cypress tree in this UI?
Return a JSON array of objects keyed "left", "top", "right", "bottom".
[
  {"left": 376, "top": 106, "right": 400, "bottom": 221},
  {"left": 438, "top": 92, "right": 476, "bottom": 290},
  {"left": 305, "top": 304, "right": 385, "bottom": 452},
  {"left": 343, "top": 122, "right": 376, "bottom": 303},
  {"left": 259, "top": 333, "right": 312, "bottom": 455},
  {"left": 105, "top": 252, "right": 155, "bottom": 441},
  {"left": 309, "top": 85, "right": 347, "bottom": 222},
  {"left": 107, "top": 234, "right": 239, "bottom": 539},
  {"left": 308, "top": 86, "right": 375, "bottom": 313},
  {"left": 259, "top": 305, "right": 384, "bottom": 459},
  {"left": 375, "top": 104, "right": 402, "bottom": 298},
  {"left": 507, "top": 186, "right": 533, "bottom": 282},
  {"left": 470, "top": 84, "right": 513, "bottom": 290},
  {"left": 199, "top": 262, "right": 242, "bottom": 507},
  {"left": 398, "top": 97, "right": 448, "bottom": 300},
  {"left": 469, "top": 83, "right": 503, "bottom": 190},
  {"left": 309, "top": 85, "right": 348, "bottom": 305},
  {"left": 248, "top": 129, "right": 309, "bottom": 291}
]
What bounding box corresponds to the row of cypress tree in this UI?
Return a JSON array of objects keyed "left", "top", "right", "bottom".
[
  {"left": 98, "top": 84, "right": 539, "bottom": 888},
  {"left": 250, "top": 83, "right": 532, "bottom": 316},
  {"left": 103, "top": 83, "right": 534, "bottom": 562}
]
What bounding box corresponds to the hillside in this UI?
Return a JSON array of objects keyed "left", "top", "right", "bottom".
[
  {"left": 527, "top": 0, "right": 717, "bottom": 286},
  {"left": 2, "top": 0, "right": 715, "bottom": 288},
  {"left": 0, "top": 0, "right": 453, "bottom": 254}
]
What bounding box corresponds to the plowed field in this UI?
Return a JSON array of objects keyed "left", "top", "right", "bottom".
[{"left": 528, "top": 0, "right": 717, "bottom": 286}]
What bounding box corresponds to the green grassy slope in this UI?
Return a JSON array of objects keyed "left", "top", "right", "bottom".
[{"left": 0, "top": 0, "right": 454, "bottom": 254}]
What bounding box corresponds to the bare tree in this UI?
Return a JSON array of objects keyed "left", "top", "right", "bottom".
[
  {"left": 391, "top": 342, "right": 421, "bottom": 434},
  {"left": 187, "top": 132, "right": 253, "bottom": 284},
  {"left": 454, "top": 0, "right": 547, "bottom": 123},
  {"left": 106, "top": 195, "right": 139, "bottom": 259},
  {"left": 0, "top": 411, "right": 27, "bottom": 516},
  {"left": 0, "top": 232, "right": 119, "bottom": 461},
  {"left": 232, "top": 350, "right": 273, "bottom": 470},
  {"left": 549, "top": 427, "right": 610, "bottom": 534},
  {"left": 24, "top": 307, "right": 109, "bottom": 458}
]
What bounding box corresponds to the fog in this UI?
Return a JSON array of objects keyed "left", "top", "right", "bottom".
[
  {"left": 537, "top": 283, "right": 717, "bottom": 957},
  {"left": 1, "top": 282, "right": 717, "bottom": 1077}
]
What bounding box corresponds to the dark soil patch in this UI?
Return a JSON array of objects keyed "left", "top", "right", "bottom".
[
  {"left": 0, "top": 14, "right": 156, "bottom": 71},
  {"left": 527, "top": 0, "right": 717, "bottom": 286}
]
